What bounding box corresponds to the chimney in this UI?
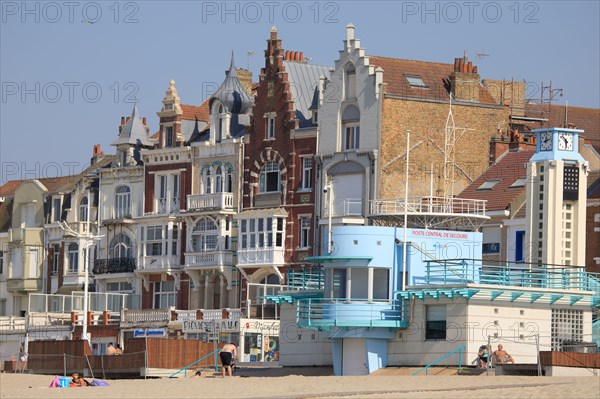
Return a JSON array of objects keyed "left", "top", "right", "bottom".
[
  {"left": 299, "top": 52, "right": 304, "bottom": 61},
  {"left": 236, "top": 68, "right": 254, "bottom": 94},
  {"left": 90, "top": 144, "right": 104, "bottom": 165},
  {"left": 120, "top": 116, "right": 125, "bottom": 125},
  {"left": 346, "top": 23, "right": 355, "bottom": 49},
  {"left": 450, "top": 54, "right": 480, "bottom": 102}
]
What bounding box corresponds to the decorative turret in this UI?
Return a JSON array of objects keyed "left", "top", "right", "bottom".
[{"left": 210, "top": 52, "right": 254, "bottom": 114}]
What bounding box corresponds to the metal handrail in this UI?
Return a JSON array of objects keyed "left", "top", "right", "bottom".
[
  {"left": 411, "top": 345, "right": 466, "bottom": 376},
  {"left": 167, "top": 348, "right": 220, "bottom": 378}
]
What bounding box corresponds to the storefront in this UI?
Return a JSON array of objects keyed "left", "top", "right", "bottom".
[{"left": 239, "top": 318, "right": 280, "bottom": 364}]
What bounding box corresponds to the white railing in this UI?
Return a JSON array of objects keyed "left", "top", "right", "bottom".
[
  {"left": 187, "top": 192, "right": 234, "bottom": 210},
  {"left": 370, "top": 196, "right": 487, "bottom": 217},
  {"left": 175, "top": 310, "right": 198, "bottom": 321},
  {"left": 0, "top": 316, "right": 26, "bottom": 330},
  {"left": 28, "top": 292, "right": 137, "bottom": 314},
  {"left": 121, "top": 308, "right": 171, "bottom": 324},
  {"left": 185, "top": 251, "right": 233, "bottom": 268},
  {"left": 236, "top": 246, "right": 285, "bottom": 266},
  {"left": 325, "top": 198, "right": 363, "bottom": 217},
  {"left": 175, "top": 308, "right": 242, "bottom": 322}
]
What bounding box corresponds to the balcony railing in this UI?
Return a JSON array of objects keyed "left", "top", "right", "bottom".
[
  {"left": 286, "top": 267, "right": 325, "bottom": 291},
  {"left": 297, "top": 298, "right": 408, "bottom": 330},
  {"left": 187, "top": 193, "right": 234, "bottom": 211},
  {"left": 237, "top": 246, "right": 285, "bottom": 266},
  {"left": 185, "top": 250, "right": 233, "bottom": 268},
  {"left": 93, "top": 257, "right": 136, "bottom": 274},
  {"left": 325, "top": 198, "right": 363, "bottom": 217},
  {"left": 421, "top": 259, "right": 600, "bottom": 295},
  {"left": 121, "top": 308, "right": 242, "bottom": 325},
  {"left": 151, "top": 197, "right": 181, "bottom": 215},
  {"left": 370, "top": 196, "right": 487, "bottom": 217}
]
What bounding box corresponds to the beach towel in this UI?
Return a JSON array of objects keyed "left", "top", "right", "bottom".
[{"left": 90, "top": 379, "right": 110, "bottom": 386}]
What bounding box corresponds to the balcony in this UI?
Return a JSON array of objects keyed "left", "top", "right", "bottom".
[
  {"left": 297, "top": 298, "right": 408, "bottom": 330},
  {"left": 185, "top": 250, "right": 233, "bottom": 270},
  {"left": 236, "top": 246, "right": 285, "bottom": 267},
  {"left": 93, "top": 257, "right": 136, "bottom": 275},
  {"left": 323, "top": 198, "right": 362, "bottom": 218},
  {"left": 6, "top": 278, "right": 41, "bottom": 292},
  {"left": 369, "top": 196, "right": 488, "bottom": 230},
  {"left": 120, "top": 307, "right": 241, "bottom": 328},
  {"left": 186, "top": 193, "right": 234, "bottom": 211}
]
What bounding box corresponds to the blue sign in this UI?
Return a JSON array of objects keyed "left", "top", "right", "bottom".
[{"left": 133, "top": 328, "right": 166, "bottom": 338}]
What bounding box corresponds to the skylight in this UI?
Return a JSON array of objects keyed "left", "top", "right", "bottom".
[
  {"left": 476, "top": 179, "right": 501, "bottom": 191},
  {"left": 405, "top": 75, "right": 428, "bottom": 88},
  {"left": 509, "top": 178, "right": 526, "bottom": 188}
]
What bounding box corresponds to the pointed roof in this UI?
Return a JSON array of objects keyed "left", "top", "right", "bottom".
[
  {"left": 112, "top": 105, "right": 153, "bottom": 147},
  {"left": 210, "top": 52, "right": 254, "bottom": 114}
]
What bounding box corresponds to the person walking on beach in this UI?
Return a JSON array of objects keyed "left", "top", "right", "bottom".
[{"left": 219, "top": 343, "right": 237, "bottom": 377}]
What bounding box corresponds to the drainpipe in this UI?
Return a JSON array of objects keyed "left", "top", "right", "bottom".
[{"left": 402, "top": 131, "right": 410, "bottom": 292}]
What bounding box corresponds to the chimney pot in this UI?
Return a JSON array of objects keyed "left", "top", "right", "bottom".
[
  {"left": 467, "top": 61, "right": 472, "bottom": 73},
  {"left": 121, "top": 116, "right": 125, "bottom": 125},
  {"left": 473, "top": 66, "right": 478, "bottom": 74},
  {"left": 299, "top": 51, "right": 304, "bottom": 61},
  {"left": 285, "top": 50, "right": 290, "bottom": 60},
  {"left": 454, "top": 58, "right": 459, "bottom": 71}
]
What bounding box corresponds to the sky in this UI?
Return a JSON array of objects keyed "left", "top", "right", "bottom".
[{"left": 1, "top": 0, "right": 599, "bottom": 185}]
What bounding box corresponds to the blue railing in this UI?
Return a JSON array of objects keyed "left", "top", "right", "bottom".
[
  {"left": 167, "top": 348, "right": 220, "bottom": 378},
  {"left": 422, "top": 259, "right": 600, "bottom": 296},
  {"left": 297, "top": 298, "right": 408, "bottom": 330},
  {"left": 286, "top": 267, "right": 325, "bottom": 291},
  {"left": 411, "top": 345, "right": 466, "bottom": 376}
]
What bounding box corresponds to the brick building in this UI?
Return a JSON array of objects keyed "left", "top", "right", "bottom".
[{"left": 236, "top": 27, "right": 330, "bottom": 316}]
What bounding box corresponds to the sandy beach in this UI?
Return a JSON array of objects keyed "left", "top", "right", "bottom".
[{"left": 1, "top": 369, "right": 599, "bottom": 399}]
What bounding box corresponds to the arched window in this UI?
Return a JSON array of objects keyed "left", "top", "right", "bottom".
[
  {"left": 115, "top": 186, "right": 131, "bottom": 219},
  {"left": 215, "top": 166, "right": 223, "bottom": 193},
  {"left": 345, "top": 64, "right": 356, "bottom": 99},
  {"left": 110, "top": 234, "right": 132, "bottom": 259},
  {"left": 203, "top": 169, "right": 212, "bottom": 194},
  {"left": 192, "top": 218, "right": 218, "bottom": 252},
  {"left": 78, "top": 196, "right": 88, "bottom": 222},
  {"left": 225, "top": 167, "right": 233, "bottom": 193},
  {"left": 68, "top": 243, "right": 79, "bottom": 273},
  {"left": 260, "top": 274, "right": 280, "bottom": 285},
  {"left": 342, "top": 105, "right": 360, "bottom": 150},
  {"left": 259, "top": 161, "right": 281, "bottom": 193}
]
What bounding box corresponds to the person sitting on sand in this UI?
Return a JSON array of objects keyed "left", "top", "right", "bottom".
[
  {"left": 492, "top": 344, "right": 514, "bottom": 364},
  {"left": 219, "top": 343, "right": 237, "bottom": 377},
  {"left": 477, "top": 344, "right": 489, "bottom": 368},
  {"left": 70, "top": 373, "right": 90, "bottom": 387},
  {"left": 190, "top": 369, "right": 202, "bottom": 378}
]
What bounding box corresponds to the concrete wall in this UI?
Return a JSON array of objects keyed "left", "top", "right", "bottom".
[{"left": 278, "top": 304, "right": 331, "bottom": 366}]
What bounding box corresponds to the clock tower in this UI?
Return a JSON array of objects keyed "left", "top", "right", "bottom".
[{"left": 525, "top": 128, "right": 588, "bottom": 267}]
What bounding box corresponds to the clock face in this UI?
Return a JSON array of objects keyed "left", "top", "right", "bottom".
[
  {"left": 540, "top": 132, "right": 553, "bottom": 151},
  {"left": 558, "top": 132, "right": 574, "bottom": 151}
]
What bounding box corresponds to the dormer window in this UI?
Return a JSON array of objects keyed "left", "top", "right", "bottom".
[
  {"left": 165, "top": 126, "right": 173, "bottom": 147},
  {"left": 405, "top": 75, "right": 428, "bottom": 88}
]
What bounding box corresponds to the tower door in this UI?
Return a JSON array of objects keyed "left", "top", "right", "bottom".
[{"left": 341, "top": 338, "right": 368, "bottom": 376}]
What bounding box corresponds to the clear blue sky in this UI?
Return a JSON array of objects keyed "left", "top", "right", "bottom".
[{"left": 1, "top": 0, "right": 599, "bottom": 185}]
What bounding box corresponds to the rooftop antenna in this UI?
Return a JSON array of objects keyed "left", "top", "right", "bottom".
[{"left": 247, "top": 51, "right": 256, "bottom": 71}]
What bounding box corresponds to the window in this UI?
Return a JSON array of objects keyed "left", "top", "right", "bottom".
[
  {"left": 276, "top": 217, "right": 284, "bottom": 247},
  {"left": 266, "top": 117, "right": 275, "bottom": 139},
  {"left": 301, "top": 158, "right": 313, "bottom": 190},
  {"left": 172, "top": 225, "right": 179, "bottom": 256},
  {"left": 52, "top": 197, "right": 62, "bottom": 222},
  {"left": 110, "top": 234, "right": 132, "bottom": 258},
  {"left": 426, "top": 305, "right": 446, "bottom": 340},
  {"left": 344, "top": 124, "right": 360, "bottom": 150},
  {"left": 239, "top": 217, "right": 281, "bottom": 249},
  {"left": 215, "top": 166, "right": 223, "bottom": 193},
  {"left": 509, "top": 178, "right": 526, "bottom": 188},
  {"left": 52, "top": 244, "right": 60, "bottom": 274},
  {"left": 476, "top": 179, "right": 501, "bottom": 191},
  {"left": 172, "top": 174, "right": 180, "bottom": 212},
  {"left": 115, "top": 186, "right": 131, "bottom": 219},
  {"left": 312, "top": 111, "right": 318, "bottom": 124},
  {"left": 106, "top": 282, "right": 133, "bottom": 292},
  {"left": 217, "top": 104, "right": 224, "bottom": 142},
  {"left": 332, "top": 269, "right": 347, "bottom": 299},
  {"left": 299, "top": 216, "right": 310, "bottom": 248},
  {"left": 153, "top": 281, "right": 176, "bottom": 309},
  {"left": 165, "top": 126, "right": 173, "bottom": 147},
  {"left": 158, "top": 175, "right": 167, "bottom": 213},
  {"left": 373, "top": 268, "right": 390, "bottom": 300},
  {"left": 67, "top": 243, "right": 79, "bottom": 273},
  {"left": 0, "top": 251, "right": 3, "bottom": 274},
  {"left": 482, "top": 243, "right": 500, "bottom": 254},
  {"left": 259, "top": 161, "right": 281, "bottom": 193},
  {"left": 405, "top": 75, "right": 428, "bottom": 88},
  {"left": 204, "top": 169, "right": 212, "bottom": 194},
  {"left": 551, "top": 308, "right": 583, "bottom": 351},
  {"left": 345, "top": 64, "right": 356, "bottom": 99},
  {"left": 146, "top": 226, "right": 163, "bottom": 256},
  {"left": 515, "top": 231, "right": 525, "bottom": 262},
  {"left": 192, "top": 218, "right": 218, "bottom": 252},
  {"left": 79, "top": 196, "right": 88, "bottom": 222}
]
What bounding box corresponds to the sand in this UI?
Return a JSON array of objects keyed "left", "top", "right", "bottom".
[{"left": 1, "top": 369, "right": 599, "bottom": 399}]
